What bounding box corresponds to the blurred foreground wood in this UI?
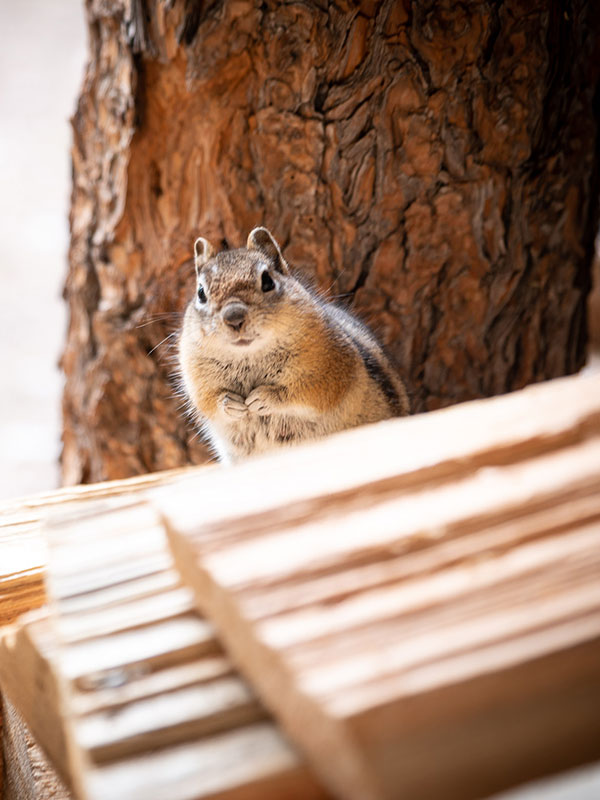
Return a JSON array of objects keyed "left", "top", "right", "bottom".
[
  {"left": 0, "top": 466, "right": 197, "bottom": 629},
  {"left": 0, "top": 473, "right": 322, "bottom": 800},
  {"left": 1, "top": 372, "right": 600, "bottom": 799},
  {"left": 160, "top": 372, "right": 600, "bottom": 800},
  {"left": 0, "top": 468, "right": 197, "bottom": 799},
  {"left": 43, "top": 503, "right": 323, "bottom": 800}
]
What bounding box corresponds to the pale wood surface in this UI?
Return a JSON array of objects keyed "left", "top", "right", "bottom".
[
  {"left": 40, "top": 502, "right": 327, "bottom": 800},
  {"left": 0, "top": 466, "right": 202, "bottom": 629},
  {"left": 0, "top": 467, "right": 327, "bottom": 800},
  {"left": 0, "top": 611, "right": 70, "bottom": 788},
  {"left": 0, "top": 469, "right": 198, "bottom": 798},
  {"left": 161, "top": 372, "right": 600, "bottom": 800}
]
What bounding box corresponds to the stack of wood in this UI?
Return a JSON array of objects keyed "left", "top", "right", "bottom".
[
  {"left": 1, "top": 372, "right": 600, "bottom": 799},
  {"left": 0, "top": 470, "right": 194, "bottom": 799},
  {"left": 0, "top": 473, "right": 323, "bottom": 800}
]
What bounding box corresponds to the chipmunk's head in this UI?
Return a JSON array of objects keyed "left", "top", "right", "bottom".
[{"left": 186, "top": 228, "right": 295, "bottom": 352}]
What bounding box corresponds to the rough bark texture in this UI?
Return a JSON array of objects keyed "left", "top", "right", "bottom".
[
  {"left": 1, "top": 698, "right": 71, "bottom": 800},
  {"left": 62, "top": 0, "right": 600, "bottom": 483}
]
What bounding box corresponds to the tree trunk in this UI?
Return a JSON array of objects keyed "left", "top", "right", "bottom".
[{"left": 62, "top": 0, "right": 600, "bottom": 484}]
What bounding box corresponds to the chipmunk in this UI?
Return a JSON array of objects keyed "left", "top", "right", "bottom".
[{"left": 179, "top": 227, "right": 409, "bottom": 462}]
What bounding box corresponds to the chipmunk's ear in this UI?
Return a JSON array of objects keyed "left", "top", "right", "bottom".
[
  {"left": 194, "top": 237, "right": 214, "bottom": 278},
  {"left": 247, "top": 227, "right": 289, "bottom": 274}
]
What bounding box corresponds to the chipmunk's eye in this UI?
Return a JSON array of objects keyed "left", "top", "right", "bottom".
[
  {"left": 261, "top": 270, "right": 275, "bottom": 293},
  {"left": 197, "top": 285, "right": 207, "bottom": 304}
]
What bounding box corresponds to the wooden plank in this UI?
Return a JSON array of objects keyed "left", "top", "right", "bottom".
[
  {"left": 40, "top": 503, "right": 327, "bottom": 800},
  {"left": 0, "top": 469, "right": 207, "bottom": 795},
  {"left": 0, "top": 521, "right": 46, "bottom": 629},
  {"left": 0, "top": 612, "right": 320, "bottom": 800},
  {"left": 0, "top": 467, "right": 327, "bottom": 800},
  {"left": 161, "top": 372, "right": 600, "bottom": 800},
  {"left": 0, "top": 612, "right": 70, "bottom": 787},
  {"left": 0, "top": 466, "right": 198, "bottom": 629},
  {"left": 84, "top": 723, "right": 327, "bottom": 800},
  {"left": 156, "top": 372, "right": 600, "bottom": 544}
]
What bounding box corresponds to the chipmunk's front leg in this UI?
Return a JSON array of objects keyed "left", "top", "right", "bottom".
[
  {"left": 245, "top": 384, "right": 325, "bottom": 418},
  {"left": 245, "top": 385, "right": 287, "bottom": 416},
  {"left": 217, "top": 391, "right": 248, "bottom": 420},
  {"left": 189, "top": 382, "right": 249, "bottom": 422}
]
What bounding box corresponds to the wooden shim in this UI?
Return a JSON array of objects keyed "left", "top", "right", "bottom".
[
  {"left": 161, "top": 372, "right": 600, "bottom": 800},
  {"left": 0, "top": 466, "right": 200, "bottom": 628},
  {"left": 0, "top": 466, "right": 199, "bottom": 518},
  {"left": 0, "top": 612, "right": 321, "bottom": 800},
  {"left": 0, "top": 466, "right": 327, "bottom": 799},
  {"left": 84, "top": 723, "right": 328, "bottom": 800},
  {"left": 156, "top": 372, "right": 600, "bottom": 543},
  {"left": 0, "top": 521, "right": 46, "bottom": 629},
  {"left": 41, "top": 503, "right": 327, "bottom": 800},
  {"left": 0, "top": 612, "right": 71, "bottom": 787},
  {"left": 0, "top": 471, "right": 203, "bottom": 799}
]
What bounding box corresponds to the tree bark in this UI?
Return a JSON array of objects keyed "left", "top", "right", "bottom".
[{"left": 62, "top": 0, "right": 600, "bottom": 484}]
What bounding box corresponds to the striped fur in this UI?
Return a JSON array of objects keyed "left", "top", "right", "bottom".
[{"left": 179, "top": 228, "right": 409, "bottom": 462}]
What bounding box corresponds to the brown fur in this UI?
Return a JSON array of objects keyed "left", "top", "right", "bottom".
[{"left": 179, "top": 228, "right": 409, "bottom": 462}]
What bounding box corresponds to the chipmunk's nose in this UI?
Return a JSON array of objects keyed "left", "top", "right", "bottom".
[{"left": 222, "top": 302, "right": 248, "bottom": 332}]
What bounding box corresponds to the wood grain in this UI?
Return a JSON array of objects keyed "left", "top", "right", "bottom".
[
  {"left": 40, "top": 503, "right": 327, "bottom": 800},
  {"left": 0, "top": 466, "right": 198, "bottom": 792},
  {"left": 0, "top": 466, "right": 200, "bottom": 628},
  {"left": 0, "top": 612, "right": 71, "bottom": 789},
  {"left": 3, "top": 371, "right": 600, "bottom": 798},
  {"left": 162, "top": 371, "right": 600, "bottom": 800},
  {"left": 0, "top": 465, "right": 327, "bottom": 799}
]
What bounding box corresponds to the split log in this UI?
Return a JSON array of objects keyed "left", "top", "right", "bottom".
[
  {"left": 0, "top": 467, "right": 326, "bottom": 800},
  {"left": 0, "top": 466, "right": 194, "bottom": 629},
  {"left": 0, "top": 471, "right": 195, "bottom": 800},
  {"left": 2, "top": 503, "right": 326, "bottom": 800},
  {"left": 63, "top": 0, "right": 600, "bottom": 483},
  {"left": 0, "top": 613, "right": 70, "bottom": 790},
  {"left": 160, "top": 372, "right": 600, "bottom": 800}
]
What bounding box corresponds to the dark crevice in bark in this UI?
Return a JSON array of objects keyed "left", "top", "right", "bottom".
[
  {"left": 127, "top": 0, "right": 155, "bottom": 55},
  {"left": 83, "top": 248, "right": 101, "bottom": 361},
  {"left": 132, "top": 53, "right": 146, "bottom": 129},
  {"left": 578, "top": 75, "right": 600, "bottom": 360},
  {"left": 179, "top": 0, "right": 204, "bottom": 45},
  {"left": 348, "top": 242, "right": 377, "bottom": 299},
  {"left": 505, "top": 332, "right": 523, "bottom": 390},
  {"left": 567, "top": 292, "right": 588, "bottom": 373},
  {"left": 500, "top": 171, "right": 513, "bottom": 258},
  {"left": 178, "top": 0, "right": 222, "bottom": 45},
  {"left": 314, "top": 83, "right": 329, "bottom": 114},
  {"left": 479, "top": 0, "right": 503, "bottom": 69}
]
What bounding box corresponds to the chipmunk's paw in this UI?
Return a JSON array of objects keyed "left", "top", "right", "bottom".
[
  {"left": 245, "top": 385, "right": 281, "bottom": 416},
  {"left": 219, "top": 392, "right": 248, "bottom": 419}
]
